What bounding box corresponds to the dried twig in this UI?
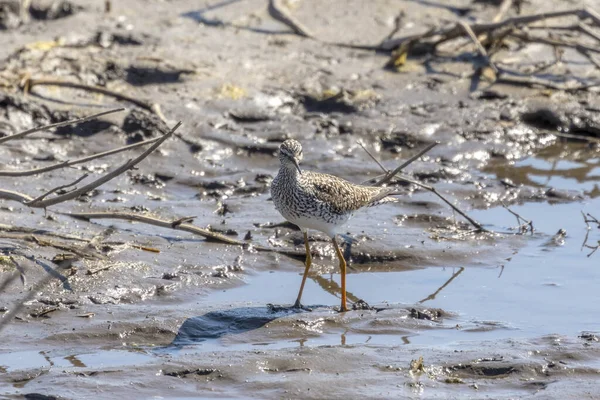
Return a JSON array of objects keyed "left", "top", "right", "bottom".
[
  {"left": 356, "top": 141, "right": 387, "bottom": 173},
  {"left": 492, "top": 0, "right": 514, "bottom": 23},
  {"left": 502, "top": 202, "right": 534, "bottom": 234},
  {"left": 358, "top": 143, "right": 487, "bottom": 232},
  {"left": 64, "top": 211, "right": 306, "bottom": 258},
  {"left": 0, "top": 135, "right": 163, "bottom": 177},
  {"left": 268, "top": 0, "right": 314, "bottom": 38},
  {"left": 381, "top": 8, "right": 600, "bottom": 51},
  {"left": 0, "top": 108, "right": 124, "bottom": 144},
  {"left": 27, "top": 174, "right": 89, "bottom": 205},
  {"left": 495, "top": 74, "right": 600, "bottom": 91},
  {"left": 370, "top": 142, "right": 439, "bottom": 187},
  {"left": 396, "top": 175, "right": 487, "bottom": 232},
  {"left": 458, "top": 21, "right": 498, "bottom": 74},
  {"left": 23, "top": 78, "right": 166, "bottom": 121},
  {"left": 509, "top": 30, "right": 600, "bottom": 54},
  {"left": 0, "top": 122, "right": 181, "bottom": 208}
]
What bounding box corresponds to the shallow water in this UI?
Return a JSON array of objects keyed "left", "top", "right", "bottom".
[{"left": 159, "top": 153, "right": 600, "bottom": 355}]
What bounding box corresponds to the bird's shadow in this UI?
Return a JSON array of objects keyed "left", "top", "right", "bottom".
[{"left": 170, "top": 305, "right": 310, "bottom": 346}]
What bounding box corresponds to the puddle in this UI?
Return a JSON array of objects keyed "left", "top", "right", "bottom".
[{"left": 161, "top": 151, "right": 600, "bottom": 354}]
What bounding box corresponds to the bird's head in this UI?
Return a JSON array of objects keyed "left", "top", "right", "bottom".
[{"left": 278, "top": 139, "right": 303, "bottom": 174}]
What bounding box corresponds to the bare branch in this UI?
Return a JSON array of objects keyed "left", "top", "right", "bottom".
[
  {"left": 358, "top": 142, "right": 486, "bottom": 231},
  {"left": 502, "top": 202, "right": 534, "bottom": 234},
  {"left": 357, "top": 141, "right": 387, "bottom": 173},
  {"left": 0, "top": 108, "right": 124, "bottom": 144},
  {"left": 373, "top": 142, "right": 439, "bottom": 187},
  {"left": 26, "top": 174, "right": 88, "bottom": 205},
  {"left": 396, "top": 174, "right": 487, "bottom": 232},
  {"left": 24, "top": 78, "right": 166, "bottom": 121},
  {"left": 0, "top": 136, "right": 163, "bottom": 177},
  {"left": 268, "top": 0, "right": 314, "bottom": 38},
  {"left": 24, "top": 122, "right": 181, "bottom": 208},
  {"left": 64, "top": 211, "right": 306, "bottom": 258},
  {"left": 492, "top": 0, "right": 514, "bottom": 23},
  {"left": 458, "top": 21, "right": 498, "bottom": 74},
  {"left": 381, "top": 8, "right": 600, "bottom": 51},
  {"left": 0, "top": 189, "right": 34, "bottom": 203}
]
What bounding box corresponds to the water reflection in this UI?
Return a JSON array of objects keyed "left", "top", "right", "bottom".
[
  {"left": 484, "top": 143, "right": 600, "bottom": 197},
  {"left": 418, "top": 267, "right": 464, "bottom": 304}
]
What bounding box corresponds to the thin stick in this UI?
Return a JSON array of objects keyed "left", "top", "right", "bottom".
[
  {"left": 27, "top": 174, "right": 88, "bottom": 205},
  {"left": 578, "top": 22, "right": 600, "bottom": 42},
  {"left": 357, "top": 141, "right": 387, "bottom": 173},
  {"left": 492, "top": 0, "right": 514, "bottom": 23},
  {"left": 268, "top": 0, "right": 314, "bottom": 38},
  {"left": 502, "top": 202, "right": 534, "bottom": 234},
  {"left": 398, "top": 175, "right": 487, "bottom": 232},
  {"left": 0, "top": 189, "right": 34, "bottom": 203},
  {"left": 0, "top": 108, "right": 124, "bottom": 144},
  {"left": 381, "top": 8, "right": 600, "bottom": 51},
  {"left": 25, "top": 122, "right": 181, "bottom": 208},
  {"left": 509, "top": 31, "right": 600, "bottom": 54},
  {"left": 373, "top": 142, "right": 439, "bottom": 187},
  {"left": 495, "top": 74, "right": 600, "bottom": 91},
  {"left": 357, "top": 143, "right": 486, "bottom": 231},
  {"left": 0, "top": 136, "right": 163, "bottom": 177},
  {"left": 24, "top": 79, "right": 166, "bottom": 122},
  {"left": 458, "top": 21, "right": 498, "bottom": 74},
  {"left": 64, "top": 211, "right": 306, "bottom": 258}
]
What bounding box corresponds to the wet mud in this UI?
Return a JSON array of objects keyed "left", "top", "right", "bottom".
[{"left": 1, "top": 0, "right": 600, "bottom": 398}]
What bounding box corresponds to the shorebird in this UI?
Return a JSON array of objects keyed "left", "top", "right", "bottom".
[{"left": 271, "top": 139, "right": 400, "bottom": 312}]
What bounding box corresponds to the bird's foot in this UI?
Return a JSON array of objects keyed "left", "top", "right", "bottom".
[
  {"left": 352, "top": 299, "right": 374, "bottom": 311},
  {"left": 267, "top": 303, "right": 311, "bottom": 313},
  {"left": 292, "top": 300, "right": 313, "bottom": 312}
]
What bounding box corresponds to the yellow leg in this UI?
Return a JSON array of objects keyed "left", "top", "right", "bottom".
[
  {"left": 332, "top": 237, "right": 348, "bottom": 312},
  {"left": 294, "top": 231, "right": 312, "bottom": 307}
]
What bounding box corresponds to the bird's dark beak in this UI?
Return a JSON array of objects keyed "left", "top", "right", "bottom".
[{"left": 292, "top": 158, "right": 302, "bottom": 174}]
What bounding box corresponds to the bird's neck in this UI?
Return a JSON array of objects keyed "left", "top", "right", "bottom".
[{"left": 279, "top": 163, "right": 300, "bottom": 179}]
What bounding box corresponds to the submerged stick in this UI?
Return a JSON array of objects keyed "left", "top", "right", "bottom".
[{"left": 502, "top": 202, "right": 534, "bottom": 234}]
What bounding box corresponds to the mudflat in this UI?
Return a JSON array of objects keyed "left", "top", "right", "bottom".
[{"left": 1, "top": 1, "right": 599, "bottom": 398}]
